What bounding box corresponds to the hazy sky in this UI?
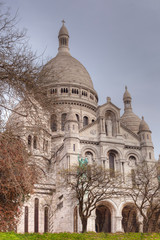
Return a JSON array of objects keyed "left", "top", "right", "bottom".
[{"left": 3, "top": 0, "right": 160, "bottom": 159}]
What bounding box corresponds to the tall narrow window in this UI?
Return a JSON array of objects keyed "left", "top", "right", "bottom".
[
  {"left": 33, "top": 136, "right": 37, "bottom": 149},
  {"left": 73, "top": 144, "right": 75, "bottom": 152},
  {"left": 109, "top": 153, "right": 115, "bottom": 177},
  {"left": 44, "top": 207, "right": 49, "bottom": 233},
  {"left": 83, "top": 116, "right": 88, "bottom": 127},
  {"left": 76, "top": 114, "right": 79, "bottom": 122},
  {"left": 149, "top": 152, "right": 152, "bottom": 159},
  {"left": 34, "top": 198, "right": 39, "bottom": 233},
  {"left": 28, "top": 135, "right": 32, "bottom": 147},
  {"left": 73, "top": 206, "right": 78, "bottom": 232},
  {"left": 61, "top": 113, "right": 67, "bottom": 131},
  {"left": 51, "top": 114, "right": 57, "bottom": 132},
  {"left": 24, "top": 206, "right": 28, "bottom": 233},
  {"left": 76, "top": 114, "right": 80, "bottom": 128}
]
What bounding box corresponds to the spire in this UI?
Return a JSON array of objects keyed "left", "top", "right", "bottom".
[
  {"left": 123, "top": 86, "right": 132, "bottom": 112},
  {"left": 58, "top": 20, "right": 70, "bottom": 54}
]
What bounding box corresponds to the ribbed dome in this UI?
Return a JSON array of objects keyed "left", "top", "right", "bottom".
[
  {"left": 139, "top": 116, "right": 150, "bottom": 132},
  {"left": 40, "top": 52, "right": 94, "bottom": 90},
  {"left": 121, "top": 111, "right": 141, "bottom": 134}
]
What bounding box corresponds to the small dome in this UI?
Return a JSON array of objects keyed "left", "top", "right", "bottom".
[
  {"left": 139, "top": 116, "right": 150, "bottom": 132},
  {"left": 58, "top": 21, "right": 69, "bottom": 37},
  {"left": 123, "top": 86, "right": 131, "bottom": 101},
  {"left": 121, "top": 111, "right": 141, "bottom": 134}
]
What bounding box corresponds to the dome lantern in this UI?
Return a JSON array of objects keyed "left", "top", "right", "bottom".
[
  {"left": 58, "top": 20, "right": 70, "bottom": 54},
  {"left": 123, "top": 86, "right": 132, "bottom": 112}
]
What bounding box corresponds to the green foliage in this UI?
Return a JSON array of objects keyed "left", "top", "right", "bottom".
[{"left": 0, "top": 232, "right": 160, "bottom": 240}]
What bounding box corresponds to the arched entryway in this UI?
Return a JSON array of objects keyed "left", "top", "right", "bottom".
[
  {"left": 122, "top": 204, "right": 139, "bottom": 232},
  {"left": 95, "top": 205, "right": 111, "bottom": 233}
]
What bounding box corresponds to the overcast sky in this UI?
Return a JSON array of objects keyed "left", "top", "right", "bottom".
[{"left": 3, "top": 0, "right": 160, "bottom": 159}]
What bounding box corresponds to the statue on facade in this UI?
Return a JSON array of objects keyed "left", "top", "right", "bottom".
[{"left": 105, "top": 116, "right": 113, "bottom": 136}]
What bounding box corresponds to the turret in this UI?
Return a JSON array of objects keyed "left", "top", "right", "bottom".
[
  {"left": 63, "top": 108, "right": 80, "bottom": 165},
  {"left": 138, "top": 116, "right": 154, "bottom": 161},
  {"left": 64, "top": 109, "right": 79, "bottom": 137}
]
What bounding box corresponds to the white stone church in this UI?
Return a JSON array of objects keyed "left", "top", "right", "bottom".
[{"left": 10, "top": 22, "right": 155, "bottom": 233}]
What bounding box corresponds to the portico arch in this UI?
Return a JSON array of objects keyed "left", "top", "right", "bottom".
[
  {"left": 122, "top": 203, "right": 139, "bottom": 232},
  {"left": 95, "top": 201, "right": 116, "bottom": 233}
]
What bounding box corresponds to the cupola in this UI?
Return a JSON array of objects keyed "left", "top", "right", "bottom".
[
  {"left": 58, "top": 20, "right": 70, "bottom": 54},
  {"left": 121, "top": 86, "right": 141, "bottom": 134},
  {"left": 139, "top": 116, "right": 150, "bottom": 132}
]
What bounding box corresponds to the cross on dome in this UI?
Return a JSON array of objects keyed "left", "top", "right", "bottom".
[{"left": 62, "top": 19, "right": 65, "bottom": 25}]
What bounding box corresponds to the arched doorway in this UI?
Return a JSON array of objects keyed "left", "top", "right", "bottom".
[
  {"left": 95, "top": 205, "right": 111, "bottom": 233},
  {"left": 122, "top": 205, "right": 139, "bottom": 232}
]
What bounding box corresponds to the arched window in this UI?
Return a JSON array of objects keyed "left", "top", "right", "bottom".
[
  {"left": 109, "top": 153, "right": 115, "bottom": 177},
  {"left": 128, "top": 155, "right": 136, "bottom": 167},
  {"left": 85, "top": 151, "right": 94, "bottom": 163},
  {"left": 33, "top": 136, "right": 37, "bottom": 149},
  {"left": 24, "top": 206, "right": 28, "bottom": 233},
  {"left": 50, "top": 114, "right": 57, "bottom": 132},
  {"left": 83, "top": 116, "right": 88, "bottom": 127},
  {"left": 34, "top": 198, "right": 39, "bottom": 233},
  {"left": 28, "top": 135, "right": 32, "bottom": 147},
  {"left": 61, "top": 113, "right": 67, "bottom": 131},
  {"left": 76, "top": 114, "right": 79, "bottom": 122},
  {"left": 73, "top": 206, "right": 78, "bottom": 232},
  {"left": 44, "top": 207, "right": 49, "bottom": 233}
]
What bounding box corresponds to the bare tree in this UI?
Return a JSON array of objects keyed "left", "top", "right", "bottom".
[
  {"left": 125, "top": 161, "right": 160, "bottom": 232},
  {"left": 0, "top": 2, "right": 44, "bottom": 131},
  {"left": 0, "top": 131, "right": 39, "bottom": 231},
  {"left": 61, "top": 161, "right": 121, "bottom": 233},
  {"left": 0, "top": 3, "right": 50, "bottom": 231}
]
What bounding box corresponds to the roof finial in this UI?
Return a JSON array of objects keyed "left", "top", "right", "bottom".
[
  {"left": 125, "top": 86, "right": 127, "bottom": 91},
  {"left": 62, "top": 19, "right": 65, "bottom": 25}
]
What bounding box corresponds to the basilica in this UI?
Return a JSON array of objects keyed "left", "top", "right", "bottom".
[{"left": 13, "top": 22, "right": 155, "bottom": 233}]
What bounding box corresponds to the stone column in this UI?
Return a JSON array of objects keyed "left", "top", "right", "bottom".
[
  {"left": 87, "top": 212, "right": 96, "bottom": 232},
  {"left": 115, "top": 216, "right": 124, "bottom": 233}
]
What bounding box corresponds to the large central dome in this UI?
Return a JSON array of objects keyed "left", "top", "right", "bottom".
[
  {"left": 38, "top": 21, "right": 98, "bottom": 111},
  {"left": 42, "top": 52, "right": 94, "bottom": 90},
  {"left": 39, "top": 22, "right": 96, "bottom": 93}
]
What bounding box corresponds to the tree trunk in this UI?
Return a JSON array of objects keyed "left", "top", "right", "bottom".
[
  {"left": 143, "top": 220, "right": 149, "bottom": 233},
  {"left": 82, "top": 218, "right": 88, "bottom": 233}
]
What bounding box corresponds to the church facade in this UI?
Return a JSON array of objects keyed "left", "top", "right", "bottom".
[{"left": 15, "top": 23, "right": 155, "bottom": 233}]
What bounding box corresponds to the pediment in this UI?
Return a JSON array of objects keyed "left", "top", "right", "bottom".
[
  {"left": 97, "top": 101, "right": 120, "bottom": 118},
  {"left": 120, "top": 123, "right": 140, "bottom": 143},
  {"left": 80, "top": 120, "right": 98, "bottom": 140}
]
